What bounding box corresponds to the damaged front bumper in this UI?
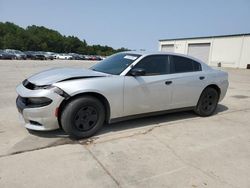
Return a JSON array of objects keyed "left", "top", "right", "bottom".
[{"left": 16, "top": 83, "right": 65, "bottom": 131}]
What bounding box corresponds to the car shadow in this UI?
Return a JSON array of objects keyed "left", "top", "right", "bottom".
[
  {"left": 28, "top": 104, "right": 228, "bottom": 139},
  {"left": 214, "top": 104, "right": 229, "bottom": 115},
  {"left": 98, "top": 104, "right": 229, "bottom": 135},
  {"left": 27, "top": 128, "right": 68, "bottom": 138}
]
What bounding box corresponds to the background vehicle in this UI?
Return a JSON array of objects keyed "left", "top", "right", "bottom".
[
  {"left": 16, "top": 52, "right": 228, "bottom": 139},
  {"left": 1, "top": 49, "right": 105, "bottom": 61},
  {"left": 68, "top": 53, "right": 85, "bottom": 60},
  {"left": 5, "top": 49, "right": 27, "bottom": 60},
  {"left": 39, "top": 51, "right": 54, "bottom": 60},
  {"left": 45, "top": 52, "right": 57, "bottom": 59},
  {"left": 56, "top": 53, "right": 73, "bottom": 60},
  {"left": 25, "top": 51, "right": 46, "bottom": 60},
  {"left": 24, "top": 51, "right": 36, "bottom": 59},
  {"left": 0, "top": 50, "right": 16, "bottom": 59}
]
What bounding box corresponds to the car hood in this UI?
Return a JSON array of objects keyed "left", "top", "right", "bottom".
[{"left": 27, "top": 67, "right": 108, "bottom": 86}]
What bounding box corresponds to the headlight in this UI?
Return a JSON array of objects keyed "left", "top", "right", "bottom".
[{"left": 26, "top": 97, "right": 52, "bottom": 107}]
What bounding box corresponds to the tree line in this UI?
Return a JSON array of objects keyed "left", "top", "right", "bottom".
[{"left": 0, "top": 22, "right": 128, "bottom": 56}]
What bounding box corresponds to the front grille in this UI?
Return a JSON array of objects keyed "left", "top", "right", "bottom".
[
  {"left": 16, "top": 96, "right": 26, "bottom": 113},
  {"left": 19, "top": 96, "right": 28, "bottom": 104}
]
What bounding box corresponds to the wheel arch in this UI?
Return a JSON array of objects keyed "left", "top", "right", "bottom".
[
  {"left": 204, "top": 84, "right": 221, "bottom": 97},
  {"left": 57, "top": 92, "right": 111, "bottom": 127},
  {"left": 194, "top": 84, "right": 221, "bottom": 116},
  {"left": 196, "top": 84, "right": 221, "bottom": 107}
]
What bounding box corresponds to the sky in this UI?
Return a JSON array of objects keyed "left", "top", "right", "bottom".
[{"left": 0, "top": 0, "right": 250, "bottom": 51}]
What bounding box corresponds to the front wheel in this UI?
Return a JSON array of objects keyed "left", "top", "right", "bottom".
[
  {"left": 61, "top": 96, "right": 105, "bottom": 139},
  {"left": 194, "top": 87, "right": 219, "bottom": 117}
]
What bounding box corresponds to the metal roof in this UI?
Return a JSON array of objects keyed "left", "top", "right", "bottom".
[
  {"left": 121, "top": 51, "right": 208, "bottom": 62},
  {"left": 159, "top": 33, "right": 250, "bottom": 42}
]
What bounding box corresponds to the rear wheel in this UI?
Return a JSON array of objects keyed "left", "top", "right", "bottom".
[
  {"left": 61, "top": 96, "right": 105, "bottom": 139},
  {"left": 195, "top": 87, "right": 219, "bottom": 116}
]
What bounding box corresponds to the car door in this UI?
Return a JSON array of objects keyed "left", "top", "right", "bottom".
[
  {"left": 123, "top": 55, "right": 172, "bottom": 116},
  {"left": 168, "top": 55, "right": 207, "bottom": 109}
]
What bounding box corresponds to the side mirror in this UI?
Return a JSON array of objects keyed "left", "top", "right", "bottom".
[{"left": 130, "top": 68, "right": 146, "bottom": 76}]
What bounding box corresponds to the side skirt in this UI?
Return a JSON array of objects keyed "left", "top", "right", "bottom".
[{"left": 109, "top": 106, "right": 195, "bottom": 124}]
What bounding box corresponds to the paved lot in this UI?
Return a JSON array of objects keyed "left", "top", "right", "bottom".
[{"left": 0, "top": 60, "right": 249, "bottom": 188}]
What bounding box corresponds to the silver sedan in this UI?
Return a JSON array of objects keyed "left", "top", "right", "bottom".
[{"left": 16, "top": 51, "right": 228, "bottom": 139}]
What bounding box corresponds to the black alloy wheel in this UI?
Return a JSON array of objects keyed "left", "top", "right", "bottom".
[
  {"left": 61, "top": 96, "right": 105, "bottom": 139},
  {"left": 74, "top": 106, "right": 98, "bottom": 131},
  {"left": 195, "top": 87, "right": 219, "bottom": 116}
]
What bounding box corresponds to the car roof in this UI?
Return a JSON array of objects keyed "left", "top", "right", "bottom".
[
  {"left": 123, "top": 51, "right": 203, "bottom": 61},
  {"left": 121, "top": 50, "right": 195, "bottom": 57}
]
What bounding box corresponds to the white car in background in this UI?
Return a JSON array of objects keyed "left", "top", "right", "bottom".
[
  {"left": 16, "top": 51, "right": 228, "bottom": 139},
  {"left": 56, "top": 53, "right": 73, "bottom": 60}
]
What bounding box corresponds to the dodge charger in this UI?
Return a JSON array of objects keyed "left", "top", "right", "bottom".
[{"left": 16, "top": 52, "right": 228, "bottom": 138}]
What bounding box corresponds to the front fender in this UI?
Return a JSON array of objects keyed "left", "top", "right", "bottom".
[{"left": 53, "top": 77, "right": 124, "bottom": 119}]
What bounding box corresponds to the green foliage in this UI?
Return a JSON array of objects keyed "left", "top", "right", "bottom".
[{"left": 0, "top": 22, "right": 129, "bottom": 55}]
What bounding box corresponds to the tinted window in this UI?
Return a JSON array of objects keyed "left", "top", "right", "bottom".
[
  {"left": 193, "top": 60, "right": 202, "bottom": 71},
  {"left": 133, "top": 55, "right": 169, "bottom": 76},
  {"left": 170, "top": 56, "right": 201, "bottom": 73},
  {"left": 90, "top": 53, "right": 141, "bottom": 75}
]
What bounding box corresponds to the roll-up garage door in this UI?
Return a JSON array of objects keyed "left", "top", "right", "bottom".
[
  {"left": 161, "top": 44, "right": 174, "bottom": 52},
  {"left": 188, "top": 43, "right": 210, "bottom": 64}
]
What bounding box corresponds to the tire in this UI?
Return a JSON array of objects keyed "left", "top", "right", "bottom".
[
  {"left": 194, "top": 87, "right": 219, "bottom": 117},
  {"left": 61, "top": 96, "right": 105, "bottom": 139}
]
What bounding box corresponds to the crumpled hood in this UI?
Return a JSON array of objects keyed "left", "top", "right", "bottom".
[{"left": 27, "top": 67, "right": 108, "bottom": 86}]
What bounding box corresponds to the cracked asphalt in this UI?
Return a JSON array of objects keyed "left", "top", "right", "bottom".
[{"left": 0, "top": 60, "right": 249, "bottom": 188}]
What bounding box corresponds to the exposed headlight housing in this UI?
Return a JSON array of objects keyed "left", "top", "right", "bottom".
[
  {"left": 49, "top": 86, "right": 70, "bottom": 99},
  {"left": 22, "top": 79, "right": 70, "bottom": 99},
  {"left": 22, "top": 79, "right": 50, "bottom": 90}
]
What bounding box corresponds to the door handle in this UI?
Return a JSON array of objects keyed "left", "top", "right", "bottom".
[
  {"left": 199, "top": 76, "right": 205, "bottom": 80},
  {"left": 165, "top": 81, "right": 172, "bottom": 85}
]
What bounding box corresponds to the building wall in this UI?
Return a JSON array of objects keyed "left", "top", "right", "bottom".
[
  {"left": 239, "top": 36, "right": 250, "bottom": 68},
  {"left": 210, "top": 36, "right": 243, "bottom": 68},
  {"left": 159, "top": 35, "right": 250, "bottom": 68}
]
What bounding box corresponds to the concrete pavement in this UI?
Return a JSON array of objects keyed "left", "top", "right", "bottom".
[{"left": 0, "top": 60, "right": 249, "bottom": 188}]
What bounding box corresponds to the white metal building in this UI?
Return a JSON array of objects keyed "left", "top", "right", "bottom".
[{"left": 159, "top": 33, "right": 250, "bottom": 69}]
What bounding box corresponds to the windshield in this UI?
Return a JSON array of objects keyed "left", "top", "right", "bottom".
[{"left": 90, "top": 53, "right": 141, "bottom": 75}]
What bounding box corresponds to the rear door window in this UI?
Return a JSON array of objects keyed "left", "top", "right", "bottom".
[{"left": 170, "top": 55, "right": 202, "bottom": 73}]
